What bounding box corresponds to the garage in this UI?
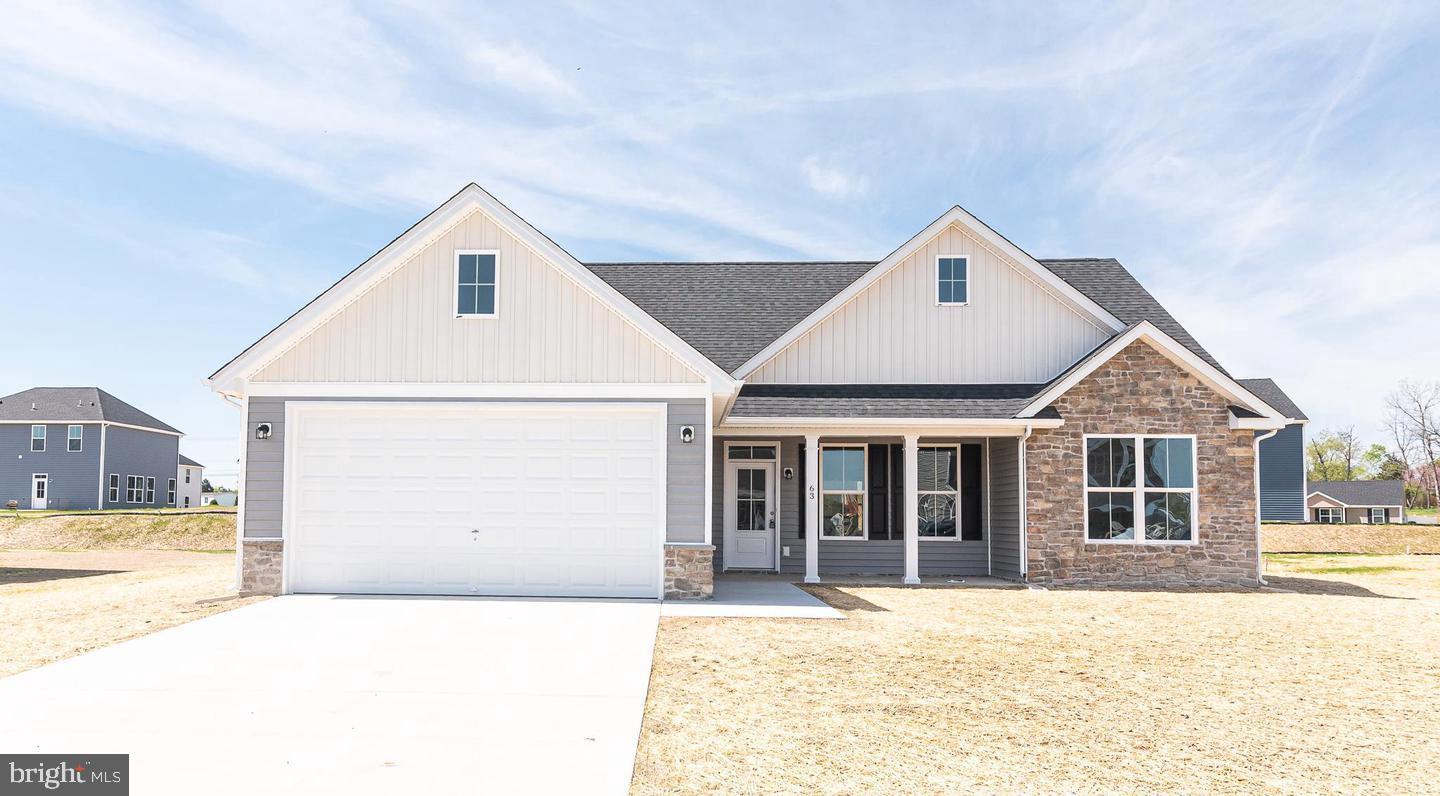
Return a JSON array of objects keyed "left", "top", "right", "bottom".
[{"left": 283, "top": 402, "right": 666, "bottom": 598}]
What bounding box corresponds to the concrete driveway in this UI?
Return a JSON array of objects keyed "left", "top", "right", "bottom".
[{"left": 0, "top": 595, "right": 660, "bottom": 795}]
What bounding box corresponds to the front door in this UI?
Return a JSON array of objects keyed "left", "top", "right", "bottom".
[
  {"left": 31, "top": 474, "right": 48, "bottom": 510},
  {"left": 725, "top": 462, "right": 776, "bottom": 569}
]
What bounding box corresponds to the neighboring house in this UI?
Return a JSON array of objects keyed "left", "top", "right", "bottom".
[
  {"left": 1237, "top": 378, "right": 1308, "bottom": 521},
  {"left": 0, "top": 387, "right": 184, "bottom": 511},
  {"left": 207, "top": 183, "right": 1292, "bottom": 599},
  {"left": 1307, "top": 481, "right": 1406, "bottom": 524},
  {"left": 177, "top": 454, "right": 205, "bottom": 508},
  {"left": 200, "top": 491, "right": 238, "bottom": 507}
]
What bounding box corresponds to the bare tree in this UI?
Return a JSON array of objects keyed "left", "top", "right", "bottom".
[
  {"left": 1386, "top": 380, "right": 1440, "bottom": 508},
  {"left": 1336, "top": 426, "right": 1361, "bottom": 480}
]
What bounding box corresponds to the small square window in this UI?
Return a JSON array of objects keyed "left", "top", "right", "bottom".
[
  {"left": 937, "top": 256, "right": 969, "bottom": 306},
  {"left": 455, "top": 251, "right": 498, "bottom": 318}
]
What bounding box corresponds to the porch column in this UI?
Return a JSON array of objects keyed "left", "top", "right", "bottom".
[
  {"left": 903, "top": 433, "right": 920, "bottom": 585},
  {"left": 804, "top": 434, "right": 820, "bottom": 584}
]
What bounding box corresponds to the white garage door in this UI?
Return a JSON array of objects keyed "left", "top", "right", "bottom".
[{"left": 285, "top": 402, "right": 665, "bottom": 598}]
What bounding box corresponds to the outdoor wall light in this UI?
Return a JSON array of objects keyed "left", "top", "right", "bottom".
[
  {"left": 255, "top": 422, "right": 273, "bottom": 440},
  {"left": 679, "top": 425, "right": 695, "bottom": 444},
  {"left": 783, "top": 467, "right": 795, "bottom": 480}
]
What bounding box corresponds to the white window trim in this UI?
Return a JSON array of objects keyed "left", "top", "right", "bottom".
[
  {"left": 1082, "top": 434, "right": 1200, "bottom": 545},
  {"left": 1315, "top": 507, "right": 1341, "bottom": 524},
  {"left": 145, "top": 476, "right": 156, "bottom": 504},
  {"left": 30, "top": 424, "right": 45, "bottom": 452},
  {"left": 1368, "top": 507, "right": 1387, "bottom": 524},
  {"left": 184, "top": 468, "right": 191, "bottom": 484},
  {"left": 126, "top": 475, "right": 142, "bottom": 504},
  {"left": 453, "top": 248, "right": 500, "bottom": 319},
  {"left": 935, "top": 254, "right": 970, "bottom": 307},
  {"left": 723, "top": 441, "right": 778, "bottom": 461},
  {"left": 917, "top": 445, "right": 962, "bottom": 541},
  {"left": 167, "top": 478, "right": 177, "bottom": 506},
  {"left": 108, "top": 474, "right": 120, "bottom": 503},
  {"left": 67, "top": 424, "right": 83, "bottom": 452},
  {"left": 819, "top": 444, "right": 868, "bottom": 540}
]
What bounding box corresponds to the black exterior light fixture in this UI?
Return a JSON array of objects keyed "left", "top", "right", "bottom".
[
  {"left": 255, "top": 422, "right": 273, "bottom": 440},
  {"left": 679, "top": 425, "right": 695, "bottom": 444}
]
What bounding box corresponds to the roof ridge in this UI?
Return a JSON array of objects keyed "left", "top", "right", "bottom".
[{"left": 585, "top": 260, "right": 880, "bottom": 266}]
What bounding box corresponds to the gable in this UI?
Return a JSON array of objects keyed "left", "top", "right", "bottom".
[
  {"left": 746, "top": 222, "right": 1114, "bottom": 384},
  {"left": 251, "top": 206, "right": 704, "bottom": 384}
]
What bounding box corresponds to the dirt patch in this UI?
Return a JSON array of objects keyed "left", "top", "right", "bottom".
[
  {"left": 0, "top": 511, "right": 236, "bottom": 551},
  {"left": 0, "top": 549, "right": 263, "bottom": 678},
  {"left": 633, "top": 558, "right": 1440, "bottom": 794},
  {"left": 1263, "top": 523, "right": 1440, "bottom": 554}
]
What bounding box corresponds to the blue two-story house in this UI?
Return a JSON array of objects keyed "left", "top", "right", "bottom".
[
  {"left": 1238, "top": 378, "right": 1308, "bottom": 521},
  {"left": 0, "top": 387, "right": 186, "bottom": 511}
]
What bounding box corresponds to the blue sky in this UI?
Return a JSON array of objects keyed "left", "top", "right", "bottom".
[{"left": 3, "top": 2, "right": 1437, "bottom": 484}]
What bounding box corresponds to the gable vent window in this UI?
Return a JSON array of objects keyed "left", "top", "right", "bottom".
[
  {"left": 454, "top": 250, "right": 499, "bottom": 318},
  {"left": 936, "top": 255, "right": 969, "bottom": 306}
]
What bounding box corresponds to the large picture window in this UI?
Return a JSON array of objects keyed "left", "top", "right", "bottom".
[
  {"left": 1085, "top": 435, "right": 1196, "bottom": 543},
  {"left": 917, "top": 446, "right": 959, "bottom": 538},
  {"left": 820, "top": 446, "right": 866, "bottom": 539}
]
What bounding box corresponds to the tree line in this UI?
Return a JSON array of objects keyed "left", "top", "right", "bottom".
[{"left": 1305, "top": 380, "right": 1440, "bottom": 509}]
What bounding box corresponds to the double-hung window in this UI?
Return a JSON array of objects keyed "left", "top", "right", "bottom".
[
  {"left": 454, "top": 250, "right": 499, "bottom": 318},
  {"left": 108, "top": 474, "right": 120, "bottom": 503},
  {"left": 167, "top": 479, "right": 177, "bottom": 506},
  {"left": 67, "top": 425, "right": 83, "bottom": 452},
  {"left": 936, "top": 256, "right": 969, "bottom": 305},
  {"left": 1315, "top": 507, "right": 1341, "bottom": 523},
  {"left": 917, "top": 446, "right": 959, "bottom": 538},
  {"left": 820, "top": 446, "right": 866, "bottom": 539},
  {"left": 1085, "top": 435, "right": 1196, "bottom": 542},
  {"left": 184, "top": 468, "right": 191, "bottom": 484},
  {"left": 1368, "top": 507, "right": 1387, "bottom": 524},
  {"left": 145, "top": 476, "right": 156, "bottom": 504},
  {"left": 126, "top": 475, "right": 143, "bottom": 503},
  {"left": 30, "top": 425, "right": 45, "bottom": 452}
]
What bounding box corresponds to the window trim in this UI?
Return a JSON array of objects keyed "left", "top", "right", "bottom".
[
  {"left": 1315, "top": 507, "right": 1341, "bottom": 524},
  {"left": 184, "top": 468, "right": 191, "bottom": 484},
  {"left": 819, "top": 444, "right": 868, "bottom": 540},
  {"left": 935, "top": 255, "right": 970, "bottom": 307},
  {"left": 67, "top": 424, "right": 83, "bottom": 452},
  {"left": 1083, "top": 433, "right": 1199, "bottom": 545},
  {"left": 30, "top": 424, "right": 45, "bottom": 452},
  {"left": 917, "top": 445, "right": 962, "bottom": 541},
  {"left": 126, "top": 475, "right": 143, "bottom": 504},
  {"left": 723, "top": 441, "right": 778, "bottom": 461},
  {"left": 108, "top": 474, "right": 119, "bottom": 503},
  {"left": 453, "top": 249, "right": 500, "bottom": 319},
  {"left": 1368, "top": 507, "right": 1387, "bottom": 524},
  {"left": 145, "top": 476, "right": 156, "bottom": 504},
  {"left": 167, "top": 478, "right": 177, "bottom": 506}
]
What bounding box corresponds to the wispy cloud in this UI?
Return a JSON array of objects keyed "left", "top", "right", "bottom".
[{"left": 802, "top": 155, "right": 868, "bottom": 200}]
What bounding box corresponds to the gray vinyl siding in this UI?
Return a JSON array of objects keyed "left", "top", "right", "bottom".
[
  {"left": 1257, "top": 423, "right": 1306, "bottom": 521},
  {"left": 101, "top": 426, "right": 181, "bottom": 509},
  {"left": 241, "top": 397, "right": 707, "bottom": 542},
  {"left": 0, "top": 423, "right": 103, "bottom": 510},
  {"left": 988, "top": 438, "right": 1022, "bottom": 578},
  {"left": 714, "top": 436, "right": 989, "bottom": 576}
]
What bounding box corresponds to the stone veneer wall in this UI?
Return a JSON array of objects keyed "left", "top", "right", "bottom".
[
  {"left": 664, "top": 544, "right": 714, "bottom": 599},
  {"left": 1026, "top": 340, "right": 1260, "bottom": 587},
  {"left": 240, "top": 540, "right": 284, "bottom": 595}
]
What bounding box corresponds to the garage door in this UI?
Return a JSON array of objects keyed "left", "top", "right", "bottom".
[{"left": 285, "top": 402, "right": 665, "bottom": 598}]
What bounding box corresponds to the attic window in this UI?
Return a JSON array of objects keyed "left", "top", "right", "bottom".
[
  {"left": 455, "top": 250, "right": 499, "bottom": 318},
  {"left": 936, "top": 256, "right": 969, "bottom": 306}
]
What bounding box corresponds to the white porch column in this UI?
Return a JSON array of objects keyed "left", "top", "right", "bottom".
[
  {"left": 903, "top": 433, "right": 921, "bottom": 585},
  {"left": 804, "top": 434, "right": 820, "bottom": 584}
]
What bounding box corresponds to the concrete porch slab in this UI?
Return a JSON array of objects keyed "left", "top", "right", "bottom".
[{"left": 661, "top": 575, "right": 844, "bottom": 619}]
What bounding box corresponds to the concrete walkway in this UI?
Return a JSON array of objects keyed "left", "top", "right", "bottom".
[
  {"left": 0, "top": 595, "right": 660, "bottom": 795},
  {"left": 662, "top": 575, "right": 844, "bottom": 619}
]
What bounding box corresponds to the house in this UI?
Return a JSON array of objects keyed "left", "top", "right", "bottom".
[
  {"left": 1237, "top": 378, "right": 1308, "bottom": 521},
  {"left": 207, "top": 183, "right": 1292, "bottom": 599},
  {"left": 200, "top": 491, "right": 238, "bottom": 507},
  {"left": 177, "top": 454, "right": 205, "bottom": 508},
  {"left": 0, "top": 387, "right": 185, "bottom": 511},
  {"left": 1307, "top": 481, "right": 1406, "bottom": 524}
]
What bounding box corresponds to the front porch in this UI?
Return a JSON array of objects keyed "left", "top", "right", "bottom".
[{"left": 712, "top": 428, "right": 1033, "bottom": 585}]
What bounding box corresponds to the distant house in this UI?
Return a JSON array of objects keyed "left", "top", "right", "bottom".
[
  {"left": 1307, "top": 480, "right": 1406, "bottom": 524},
  {"left": 0, "top": 387, "right": 184, "bottom": 511},
  {"left": 200, "top": 491, "right": 238, "bottom": 507},
  {"left": 1239, "top": 378, "right": 1308, "bottom": 521},
  {"left": 177, "top": 454, "right": 205, "bottom": 508}
]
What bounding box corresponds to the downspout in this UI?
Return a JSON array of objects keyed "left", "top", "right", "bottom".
[
  {"left": 1018, "top": 424, "right": 1033, "bottom": 580},
  {"left": 1254, "top": 427, "right": 1280, "bottom": 586}
]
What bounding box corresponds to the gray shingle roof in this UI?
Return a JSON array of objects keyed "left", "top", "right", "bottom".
[
  {"left": 1236, "top": 378, "right": 1307, "bottom": 421},
  {"left": 729, "top": 383, "right": 1049, "bottom": 419},
  {"left": 585, "top": 257, "right": 1223, "bottom": 376},
  {"left": 585, "top": 262, "right": 874, "bottom": 372},
  {"left": 1309, "top": 480, "right": 1405, "bottom": 507},
  {"left": 179, "top": 454, "right": 204, "bottom": 468},
  {"left": 0, "top": 387, "right": 182, "bottom": 434}
]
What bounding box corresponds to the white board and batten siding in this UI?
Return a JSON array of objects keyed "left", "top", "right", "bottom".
[
  {"left": 252, "top": 208, "right": 703, "bottom": 385},
  {"left": 748, "top": 223, "right": 1112, "bottom": 384}
]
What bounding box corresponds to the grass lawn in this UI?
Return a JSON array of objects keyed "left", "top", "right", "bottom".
[{"left": 633, "top": 556, "right": 1440, "bottom": 794}]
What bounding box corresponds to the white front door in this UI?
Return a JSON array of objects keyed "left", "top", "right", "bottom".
[
  {"left": 31, "top": 474, "right": 48, "bottom": 510},
  {"left": 724, "top": 461, "right": 776, "bottom": 569}
]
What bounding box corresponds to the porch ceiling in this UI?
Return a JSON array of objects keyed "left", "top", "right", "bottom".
[{"left": 727, "top": 383, "right": 1049, "bottom": 419}]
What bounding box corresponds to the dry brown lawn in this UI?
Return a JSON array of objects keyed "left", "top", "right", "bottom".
[
  {"left": 0, "top": 509, "right": 236, "bottom": 550},
  {"left": 0, "top": 549, "right": 265, "bottom": 677},
  {"left": 1263, "top": 522, "right": 1440, "bottom": 554},
  {"left": 633, "top": 557, "right": 1440, "bottom": 795}
]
